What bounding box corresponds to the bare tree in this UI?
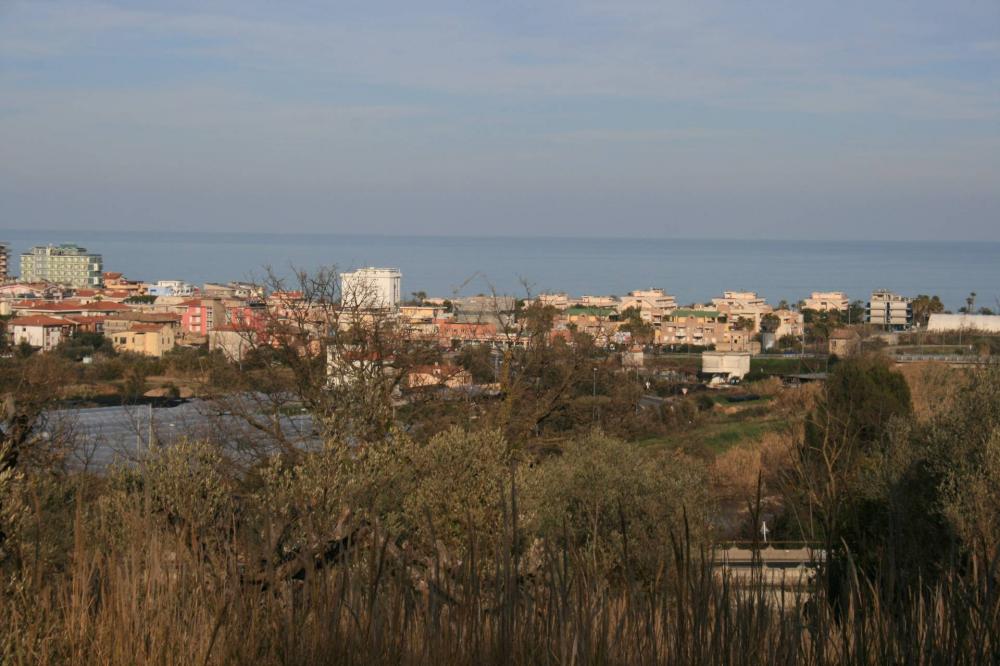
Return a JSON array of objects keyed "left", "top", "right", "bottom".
[{"left": 211, "top": 265, "right": 439, "bottom": 459}]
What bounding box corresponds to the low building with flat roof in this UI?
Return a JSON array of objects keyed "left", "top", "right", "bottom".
[
  {"left": 702, "top": 351, "right": 751, "bottom": 381},
  {"left": 927, "top": 313, "right": 1000, "bottom": 334}
]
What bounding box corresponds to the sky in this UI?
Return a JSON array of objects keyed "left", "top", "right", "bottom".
[{"left": 1, "top": 1, "right": 998, "bottom": 240}]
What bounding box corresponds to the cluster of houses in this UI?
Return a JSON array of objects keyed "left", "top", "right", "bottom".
[{"left": 1, "top": 244, "right": 997, "bottom": 380}]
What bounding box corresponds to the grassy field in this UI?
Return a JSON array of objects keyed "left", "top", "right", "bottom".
[{"left": 638, "top": 397, "right": 789, "bottom": 456}]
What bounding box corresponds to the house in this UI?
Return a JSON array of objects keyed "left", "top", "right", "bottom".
[
  {"left": 110, "top": 323, "right": 176, "bottom": 357},
  {"left": 828, "top": 328, "right": 861, "bottom": 357},
  {"left": 62, "top": 315, "right": 108, "bottom": 334},
  {"left": 405, "top": 364, "right": 473, "bottom": 389},
  {"left": 8, "top": 315, "right": 78, "bottom": 352}
]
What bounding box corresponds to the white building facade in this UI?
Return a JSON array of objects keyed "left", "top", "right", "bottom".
[{"left": 340, "top": 267, "right": 402, "bottom": 310}]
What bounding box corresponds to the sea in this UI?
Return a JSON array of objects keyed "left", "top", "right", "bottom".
[{"left": 2, "top": 230, "right": 997, "bottom": 312}]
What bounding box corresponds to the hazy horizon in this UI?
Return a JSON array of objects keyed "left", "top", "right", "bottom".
[
  {"left": 5, "top": 227, "right": 1000, "bottom": 246},
  {"left": 2, "top": 1, "right": 998, "bottom": 241}
]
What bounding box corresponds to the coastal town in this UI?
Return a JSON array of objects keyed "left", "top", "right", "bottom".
[{"left": 1, "top": 241, "right": 997, "bottom": 390}]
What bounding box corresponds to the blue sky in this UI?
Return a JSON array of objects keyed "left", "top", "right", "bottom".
[{"left": 1, "top": 0, "right": 998, "bottom": 240}]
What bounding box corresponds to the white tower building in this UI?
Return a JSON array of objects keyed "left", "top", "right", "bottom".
[{"left": 340, "top": 267, "right": 402, "bottom": 310}]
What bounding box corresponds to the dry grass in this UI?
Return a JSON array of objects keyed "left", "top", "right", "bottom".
[
  {"left": 712, "top": 430, "right": 797, "bottom": 501},
  {"left": 897, "top": 362, "right": 968, "bottom": 422},
  {"left": 3, "top": 470, "right": 998, "bottom": 665}
]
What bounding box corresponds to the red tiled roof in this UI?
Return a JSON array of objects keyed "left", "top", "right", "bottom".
[
  {"left": 130, "top": 323, "right": 168, "bottom": 333},
  {"left": 63, "top": 315, "right": 108, "bottom": 325},
  {"left": 16, "top": 300, "right": 132, "bottom": 314},
  {"left": 10, "top": 315, "right": 77, "bottom": 327}
]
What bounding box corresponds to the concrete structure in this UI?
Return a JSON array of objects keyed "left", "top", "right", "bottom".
[
  {"left": 19, "top": 244, "right": 103, "bottom": 288},
  {"left": 8, "top": 315, "right": 77, "bottom": 352},
  {"left": 0, "top": 242, "right": 8, "bottom": 281},
  {"left": 702, "top": 351, "right": 751, "bottom": 381},
  {"left": 109, "top": 323, "right": 176, "bottom": 357},
  {"left": 927, "top": 313, "right": 1000, "bottom": 334},
  {"left": 803, "top": 291, "right": 849, "bottom": 312},
  {"left": 867, "top": 290, "right": 912, "bottom": 330},
  {"left": 340, "top": 267, "right": 402, "bottom": 310}
]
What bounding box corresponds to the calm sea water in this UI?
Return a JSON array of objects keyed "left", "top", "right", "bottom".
[{"left": 2, "top": 230, "right": 997, "bottom": 312}]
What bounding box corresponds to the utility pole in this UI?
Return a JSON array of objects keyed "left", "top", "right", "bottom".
[{"left": 592, "top": 367, "right": 598, "bottom": 424}]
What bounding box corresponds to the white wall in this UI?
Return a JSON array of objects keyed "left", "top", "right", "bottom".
[{"left": 340, "top": 267, "right": 401, "bottom": 310}]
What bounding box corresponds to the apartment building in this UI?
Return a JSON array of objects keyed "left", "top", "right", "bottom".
[
  {"left": 0, "top": 242, "right": 8, "bottom": 282},
  {"left": 711, "top": 291, "right": 773, "bottom": 331},
  {"left": 803, "top": 291, "right": 849, "bottom": 312},
  {"left": 618, "top": 289, "right": 677, "bottom": 322},
  {"left": 578, "top": 295, "right": 618, "bottom": 308},
  {"left": 867, "top": 290, "right": 912, "bottom": 330},
  {"left": 661, "top": 309, "right": 729, "bottom": 347},
  {"left": 20, "top": 244, "right": 103, "bottom": 288},
  {"left": 176, "top": 298, "right": 226, "bottom": 336}
]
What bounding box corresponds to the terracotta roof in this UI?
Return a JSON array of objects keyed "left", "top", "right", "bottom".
[
  {"left": 63, "top": 315, "right": 108, "bottom": 325},
  {"left": 10, "top": 315, "right": 76, "bottom": 327},
  {"left": 80, "top": 302, "right": 131, "bottom": 311},
  {"left": 15, "top": 300, "right": 129, "bottom": 312},
  {"left": 130, "top": 323, "right": 168, "bottom": 333},
  {"left": 107, "top": 312, "right": 180, "bottom": 322}
]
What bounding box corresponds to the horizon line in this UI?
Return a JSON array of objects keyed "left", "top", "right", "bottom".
[{"left": 3, "top": 228, "right": 999, "bottom": 246}]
